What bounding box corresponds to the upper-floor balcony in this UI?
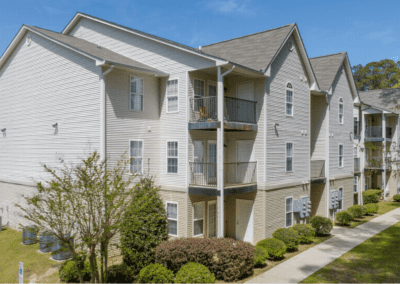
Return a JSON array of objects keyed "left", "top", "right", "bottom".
[
  {"left": 365, "top": 126, "right": 392, "bottom": 141},
  {"left": 189, "top": 96, "right": 257, "bottom": 131},
  {"left": 365, "top": 156, "right": 392, "bottom": 171},
  {"left": 310, "top": 159, "right": 326, "bottom": 184}
]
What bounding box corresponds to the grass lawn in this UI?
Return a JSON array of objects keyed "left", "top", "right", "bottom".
[
  {"left": 222, "top": 235, "right": 332, "bottom": 283},
  {"left": 0, "top": 228, "right": 61, "bottom": 283},
  {"left": 301, "top": 221, "right": 400, "bottom": 283}
]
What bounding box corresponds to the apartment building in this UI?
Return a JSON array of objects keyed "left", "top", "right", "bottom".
[{"left": 0, "top": 13, "right": 359, "bottom": 245}]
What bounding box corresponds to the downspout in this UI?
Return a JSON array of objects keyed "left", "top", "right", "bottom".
[
  {"left": 217, "top": 65, "right": 235, "bottom": 238},
  {"left": 100, "top": 65, "right": 114, "bottom": 162}
]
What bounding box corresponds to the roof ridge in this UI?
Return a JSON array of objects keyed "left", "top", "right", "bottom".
[
  {"left": 202, "top": 23, "right": 295, "bottom": 48},
  {"left": 310, "top": 52, "right": 346, "bottom": 60}
]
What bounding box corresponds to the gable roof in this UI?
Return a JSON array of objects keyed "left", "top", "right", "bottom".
[{"left": 359, "top": 88, "right": 400, "bottom": 114}]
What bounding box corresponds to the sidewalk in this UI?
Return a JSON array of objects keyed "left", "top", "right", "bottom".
[{"left": 246, "top": 207, "right": 400, "bottom": 283}]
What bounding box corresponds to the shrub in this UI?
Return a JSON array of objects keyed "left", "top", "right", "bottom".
[
  {"left": 348, "top": 205, "right": 366, "bottom": 219},
  {"left": 256, "top": 238, "right": 286, "bottom": 260},
  {"left": 253, "top": 246, "right": 269, "bottom": 267},
  {"left": 393, "top": 194, "right": 400, "bottom": 202},
  {"left": 156, "top": 238, "right": 254, "bottom": 282},
  {"left": 119, "top": 177, "right": 169, "bottom": 276},
  {"left": 365, "top": 203, "right": 378, "bottom": 215},
  {"left": 59, "top": 260, "right": 91, "bottom": 283},
  {"left": 137, "top": 263, "right": 174, "bottom": 283},
  {"left": 362, "top": 189, "right": 381, "bottom": 204},
  {"left": 272, "top": 228, "right": 299, "bottom": 251},
  {"left": 335, "top": 210, "right": 353, "bottom": 225},
  {"left": 292, "top": 224, "right": 315, "bottom": 244},
  {"left": 175, "top": 262, "right": 216, "bottom": 284},
  {"left": 106, "top": 263, "right": 134, "bottom": 283},
  {"left": 310, "top": 216, "right": 333, "bottom": 235}
]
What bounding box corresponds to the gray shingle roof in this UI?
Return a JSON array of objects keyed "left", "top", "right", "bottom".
[
  {"left": 309, "top": 52, "right": 346, "bottom": 91},
  {"left": 359, "top": 88, "right": 400, "bottom": 113},
  {"left": 201, "top": 24, "right": 295, "bottom": 72},
  {"left": 28, "top": 26, "right": 167, "bottom": 75}
]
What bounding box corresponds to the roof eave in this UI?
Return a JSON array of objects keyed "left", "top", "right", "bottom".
[{"left": 100, "top": 61, "right": 169, "bottom": 77}]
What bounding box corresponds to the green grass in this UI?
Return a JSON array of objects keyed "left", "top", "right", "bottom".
[
  {"left": 301, "top": 221, "right": 400, "bottom": 283},
  {"left": 0, "top": 228, "right": 61, "bottom": 283}
]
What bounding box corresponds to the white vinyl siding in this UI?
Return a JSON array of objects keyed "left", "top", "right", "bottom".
[
  {"left": 193, "top": 202, "right": 205, "bottom": 237},
  {"left": 285, "top": 197, "right": 293, "bottom": 228},
  {"left": 286, "top": 82, "right": 293, "bottom": 116},
  {"left": 339, "top": 98, "right": 344, "bottom": 124},
  {"left": 130, "top": 76, "right": 143, "bottom": 111},
  {"left": 339, "top": 144, "right": 344, "bottom": 167},
  {"left": 167, "top": 79, "right": 178, "bottom": 113},
  {"left": 286, "top": 142, "right": 293, "bottom": 172},
  {"left": 167, "top": 141, "right": 178, "bottom": 173},
  {"left": 166, "top": 202, "right": 178, "bottom": 236},
  {"left": 130, "top": 140, "right": 143, "bottom": 174}
]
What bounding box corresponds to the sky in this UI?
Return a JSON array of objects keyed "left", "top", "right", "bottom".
[{"left": 0, "top": 0, "right": 399, "bottom": 67}]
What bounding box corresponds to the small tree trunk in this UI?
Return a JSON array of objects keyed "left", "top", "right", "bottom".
[{"left": 71, "top": 250, "right": 84, "bottom": 284}]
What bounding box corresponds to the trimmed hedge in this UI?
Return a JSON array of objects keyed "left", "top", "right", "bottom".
[
  {"left": 272, "top": 228, "right": 299, "bottom": 251},
  {"left": 106, "top": 263, "right": 134, "bottom": 283},
  {"left": 59, "top": 260, "right": 91, "bottom": 283},
  {"left": 335, "top": 210, "right": 353, "bottom": 225},
  {"left": 393, "top": 194, "right": 400, "bottom": 202},
  {"left": 362, "top": 189, "right": 381, "bottom": 204},
  {"left": 348, "top": 205, "right": 366, "bottom": 219},
  {"left": 156, "top": 238, "right": 254, "bottom": 282},
  {"left": 254, "top": 246, "right": 269, "bottom": 267},
  {"left": 256, "top": 238, "right": 286, "bottom": 260},
  {"left": 292, "top": 224, "right": 315, "bottom": 244},
  {"left": 365, "top": 203, "right": 379, "bottom": 215},
  {"left": 175, "top": 263, "right": 216, "bottom": 284},
  {"left": 137, "top": 263, "right": 174, "bottom": 283},
  {"left": 310, "top": 216, "right": 333, "bottom": 235}
]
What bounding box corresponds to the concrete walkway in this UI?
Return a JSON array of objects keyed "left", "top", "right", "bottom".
[{"left": 246, "top": 207, "right": 400, "bottom": 283}]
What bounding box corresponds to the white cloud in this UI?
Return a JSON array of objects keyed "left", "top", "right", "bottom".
[{"left": 206, "top": 0, "right": 256, "bottom": 16}]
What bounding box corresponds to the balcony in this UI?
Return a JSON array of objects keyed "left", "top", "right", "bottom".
[
  {"left": 310, "top": 160, "right": 326, "bottom": 184},
  {"left": 189, "top": 162, "right": 257, "bottom": 195},
  {"left": 189, "top": 96, "right": 257, "bottom": 131},
  {"left": 365, "top": 156, "right": 392, "bottom": 171},
  {"left": 365, "top": 126, "right": 392, "bottom": 141},
  {"left": 354, "top": 158, "right": 360, "bottom": 172}
]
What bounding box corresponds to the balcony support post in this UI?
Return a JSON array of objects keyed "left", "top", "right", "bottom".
[
  {"left": 360, "top": 111, "right": 366, "bottom": 205},
  {"left": 382, "top": 113, "right": 387, "bottom": 196},
  {"left": 217, "top": 66, "right": 225, "bottom": 238}
]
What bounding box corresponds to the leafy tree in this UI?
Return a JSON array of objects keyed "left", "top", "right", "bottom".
[{"left": 352, "top": 59, "right": 400, "bottom": 91}]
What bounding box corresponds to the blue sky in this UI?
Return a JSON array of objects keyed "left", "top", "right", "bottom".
[{"left": 0, "top": 0, "right": 399, "bottom": 66}]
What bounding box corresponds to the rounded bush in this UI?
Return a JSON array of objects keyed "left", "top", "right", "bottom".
[
  {"left": 362, "top": 189, "right": 381, "bottom": 204},
  {"left": 393, "top": 194, "right": 400, "bottom": 202},
  {"left": 106, "top": 263, "right": 134, "bottom": 283},
  {"left": 59, "top": 260, "right": 91, "bottom": 283},
  {"left": 310, "top": 216, "right": 333, "bottom": 235},
  {"left": 256, "top": 238, "right": 286, "bottom": 260},
  {"left": 175, "top": 263, "right": 216, "bottom": 284},
  {"left": 272, "top": 228, "right": 299, "bottom": 251},
  {"left": 253, "top": 246, "right": 269, "bottom": 267},
  {"left": 348, "top": 205, "right": 366, "bottom": 219},
  {"left": 335, "top": 210, "right": 353, "bottom": 225},
  {"left": 292, "top": 224, "right": 315, "bottom": 244},
  {"left": 365, "top": 203, "right": 378, "bottom": 215},
  {"left": 137, "top": 263, "right": 174, "bottom": 283}
]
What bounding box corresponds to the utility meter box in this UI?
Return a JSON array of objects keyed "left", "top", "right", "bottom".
[
  {"left": 294, "top": 197, "right": 311, "bottom": 218},
  {"left": 329, "top": 190, "right": 342, "bottom": 209}
]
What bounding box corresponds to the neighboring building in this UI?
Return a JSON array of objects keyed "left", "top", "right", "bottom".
[{"left": 0, "top": 13, "right": 359, "bottom": 248}]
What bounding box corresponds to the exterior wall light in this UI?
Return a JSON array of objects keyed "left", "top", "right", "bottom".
[
  {"left": 52, "top": 123, "right": 58, "bottom": 128},
  {"left": 1, "top": 128, "right": 5, "bottom": 132}
]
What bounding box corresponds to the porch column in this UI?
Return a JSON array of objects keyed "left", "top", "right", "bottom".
[
  {"left": 382, "top": 113, "right": 387, "bottom": 196},
  {"left": 217, "top": 66, "right": 225, "bottom": 238},
  {"left": 360, "top": 111, "right": 366, "bottom": 205},
  {"left": 325, "top": 95, "right": 330, "bottom": 218}
]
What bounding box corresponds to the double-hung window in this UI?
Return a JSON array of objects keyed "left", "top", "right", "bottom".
[
  {"left": 130, "top": 76, "right": 144, "bottom": 111},
  {"left": 166, "top": 202, "right": 178, "bottom": 236},
  {"left": 286, "top": 142, "right": 293, "bottom": 172},
  {"left": 193, "top": 141, "right": 205, "bottom": 174},
  {"left": 354, "top": 176, "right": 358, "bottom": 193},
  {"left": 286, "top": 83, "right": 293, "bottom": 116},
  {"left": 339, "top": 98, "right": 344, "bottom": 124},
  {"left": 130, "top": 140, "right": 143, "bottom": 174},
  {"left": 339, "top": 144, "right": 344, "bottom": 167},
  {"left": 193, "top": 202, "right": 205, "bottom": 237},
  {"left": 167, "top": 79, "right": 178, "bottom": 113},
  {"left": 338, "top": 187, "right": 343, "bottom": 210},
  {"left": 285, "top": 197, "right": 293, "bottom": 227},
  {"left": 193, "top": 79, "right": 205, "bottom": 111},
  {"left": 167, "top": 141, "right": 178, "bottom": 173}
]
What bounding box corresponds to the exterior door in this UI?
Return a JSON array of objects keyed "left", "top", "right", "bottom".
[
  {"left": 208, "top": 201, "right": 217, "bottom": 238},
  {"left": 365, "top": 176, "right": 371, "bottom": 190},
  {"left": 236, "top": 82, "right": 255, "bottom": 122},
  {"left": 236, "top": 140, "right": 255, "bottom": 184},
  {"left": 208, "top": 140, "right": 217, "bottom": 184},
  {"left": 236, "top": 199, "right": 254, "bottom": 243}
]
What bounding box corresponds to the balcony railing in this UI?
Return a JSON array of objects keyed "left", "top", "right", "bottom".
[
  {"left": 365, "top": 156, "right": 392, "bottom": 169},
  {"left": 189, "top": 96, "right": 256, "bottom": 124},
  {"left": 310, "top": 160, "right": 325, "bottom": 179},
  {"left": 189, "top": 162, "right": 257, "bottom": 187},
  {"left": 354, "top": 158, "right": 360, "bottom": 172},
  {"left": 365, "top": 126, "right": 392, "bottom": 139}
]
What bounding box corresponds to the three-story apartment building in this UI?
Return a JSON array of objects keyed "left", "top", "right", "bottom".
[{"left": 0, "top": 13, "right": 359, "bottom": 248}]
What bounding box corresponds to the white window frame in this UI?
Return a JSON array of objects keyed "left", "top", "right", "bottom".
[
  {"left": 130, "top": 76, "right": 144, "bottom": 111},
  {"left": 285, "top": 82, "right": 294, "bottom": 116},
  {"left": 354, "top": 176, "right": 358, "bottom": 193},
  {"left": 193, "top": 140, "right": 205, "bottom": 174},
  {"left": 166, "top": 78, "right": 179, "bottom": 113},
  {"left": 193, "top": 201, "right": 205, "bottom": 237},
  {"left": 129, "top": 139, "right": 144, "bottom": 175},
  {"left": 207, "top": 200, "right": 217, "bottom": 238},
  {"left": 286, "top": 142, "right": 294, "bottom": 172},
  {"left": 339, "top": 98, "right": 344, "bottom": 124},
  {"left": 339, "top": 144, "right": 344, "bottom": 168},
  {"left": 166, "top": 201, "right": 178, "bottom": 237},
  {"left": 338, "top": 187, "right": 344, "bottom": 210},
  {"left": 193, "top": 78, "right": 205, "bottom": 98},
  {"left": 167, "top": 140, "right": 178, "bottom": 174},
  {"left": 285, "top": 196, "right": 294, "bottom": 228}
]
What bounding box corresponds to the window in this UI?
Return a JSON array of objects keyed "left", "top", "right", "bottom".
[
  {"left": 286, "top": 142, "right": 293, "bottom": 172},
  {"left": 286, "top": 83, "right": 293, "bottom": 116},
  {"left": 193, "top": 202, "right": 205, "bottom": 236},
  {"left": 193, "top": 79, "right": 205, "bottom": 111},
  {"left": 167, "top": 79, "right": 178, "bottom": 113},
  {"left": 193, "top": 141, "right": 205, "bottom": 174},
  {"left": 130, "top": 140, "right": 143, "bottom": 174},
  {"left": 167, "top": 141, "right": 178, "bottom": 173},
  {"left": 339, "top": 144, "right": 344, "bottom": 167},
  {"left": 130, "top": 76, "right": 144, "bottom": 111},
  {"left": 354, "top": 146, "right": 358, "bottom": 158},
  {"left": 354, "top": 117, "right": 359, "bottom": 135},
  {"left": 354, "top": 176, "right": 358, "bottom": 193},
  {"left": 338, "top": 187, "right": 343, "bottom": 210},
  {"left": 285, "top": 197, "right": 293, "bottom": 228},
  {"left": 166, "top": 202, "right": 178, "bottom": 236},
  {"left": 339, "top": 98, "right": 344, "bottom": 124}
]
